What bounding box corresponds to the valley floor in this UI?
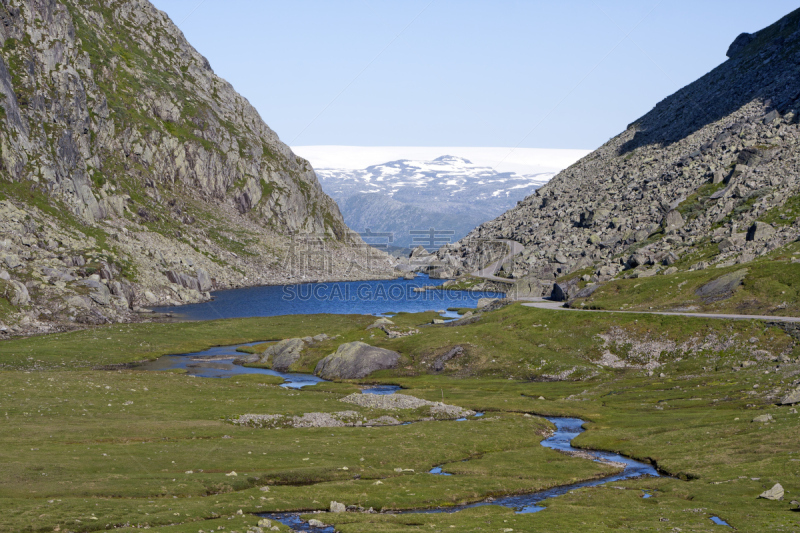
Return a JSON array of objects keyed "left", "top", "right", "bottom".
[{"left": 0, "top": 304, "right": 798, "bottom": 532}]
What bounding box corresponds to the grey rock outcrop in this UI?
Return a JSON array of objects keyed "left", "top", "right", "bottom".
[
  {"left": 431, "top": 346, "right": 464, "bottom": 372},
  {"left": 8, "top": 280, "right": 29, "bottom": 306},
  {"left": 314, "top": 342, "right": 400, "bottom": 379},
  {"left": 727, "top": 32, "right": 755, "bottom": 58},
  {"left": 780, "top": 388, "right": 800, "bottom": 405},
  {"left": 436, "top": 9, "right": 800, "bottom": 293},
  {"left": 260, "top": 338, "right": 307, "bottom": 372},
  {"left": 477, "top": 298, "right": 499, "bottom": 309},
  {"left": 695, "top": 269, "right": 748, "bottom": 303}
]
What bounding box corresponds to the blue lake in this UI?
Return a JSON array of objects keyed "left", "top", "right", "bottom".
[{"left": 152, "top": 275, "right": 503, "bottom": 320}]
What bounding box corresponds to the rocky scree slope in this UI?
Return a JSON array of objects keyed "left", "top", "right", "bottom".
[
  {"left": 438, "top": 9, "right": 800, "bottom": 300},
  {"left": 0, "top": 0, "right": 393, "bottom": 335}
]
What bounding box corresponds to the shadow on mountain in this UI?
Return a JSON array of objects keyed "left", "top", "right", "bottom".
[{"left": 619, "top": 8, "right": 800, "bottom": 156}]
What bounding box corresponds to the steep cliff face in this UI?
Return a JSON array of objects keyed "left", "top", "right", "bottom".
[
  {"left": 0, "top": 0, "right": 392, "bottom": 334},
  {"left": 441, "top": 8, "right": 800, "bottom": 296}
]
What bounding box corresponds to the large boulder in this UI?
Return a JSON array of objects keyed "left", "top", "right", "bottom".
[
  {"left": 9, "top": 280, "right": 29, "bottom": 306},
  {"left": 758, "top": 483, "right": 784, "bottom": 501},
  {"left": 511, "top": 276, "right": 549, "bottom": 298},
  {"left": 695, "top": 269, "right": 748, "bottom": 303},
  {"left": 261, "top": 338, "right": 306, "bottom": 372},
  {"left": 551, "top": 282, "right": 568, "bottom": 302},
  {"left": 314, "top": 342, "right": 400, "bottom": 380},
  {"left": 746, "top": 221, "right": 776, "bottom": 242},
  {"left": 662, "top": 210, "right": 685, "bottom": 233},
  {"left": 551, "top": 278, "right": 579, "bottom": 302}
]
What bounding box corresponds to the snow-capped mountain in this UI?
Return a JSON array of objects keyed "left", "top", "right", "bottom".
[{"left": 316, "top": 156, "right": 554, "bottom": 251}]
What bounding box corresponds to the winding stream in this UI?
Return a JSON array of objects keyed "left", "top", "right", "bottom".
[
  {"left": 137, "top": 345, "right": 661, "bottom": 530},
  {"left": 135, "top": 343, "right": 327, "bottom": 388},
  {"left": 261, "top": 416, "right": 659, "bottom": 531}
]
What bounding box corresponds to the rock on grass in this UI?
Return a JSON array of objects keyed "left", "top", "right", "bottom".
[{"left": 314, "top": 342, "right": 400, "bottom": 379}]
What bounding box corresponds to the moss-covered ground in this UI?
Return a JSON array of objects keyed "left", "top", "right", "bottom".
[{"left": 1, "top": 303, "right": 799, "bottom": 531}]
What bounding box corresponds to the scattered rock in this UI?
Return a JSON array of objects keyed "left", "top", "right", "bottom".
[
  {"left": 330, "top": 501, "right": 346, "bottom": 513},
  {"left": 759, "top": 483, "right": 784, "bottom": 500},
  {"left": 752, "top": 414, "right": 773, "bottom": 423},
  {"left": 367, "top": 317, "right": 394, "bottom": 330}
]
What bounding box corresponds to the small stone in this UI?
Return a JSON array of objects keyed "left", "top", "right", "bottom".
[
  {"left": 225, "top": 471, "right": 238, "bottom": 476},
  {"left": 330, "top": 501, "right": 346, "bottom": 513},
  {"left": 307, "top": 519, "right": 326, "bottom": 527},
  {"left": 752, "top": 414, "right": 773, "bottom": 423},
  {"left": 366, "top": 317, "right": 393, "bottom": 330}
]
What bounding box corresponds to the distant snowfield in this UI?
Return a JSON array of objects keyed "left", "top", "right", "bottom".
[{"left": 291, "top": 146, "right": 591, "bottom": 175}]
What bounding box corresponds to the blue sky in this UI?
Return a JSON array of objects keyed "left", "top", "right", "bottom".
[{"left": 151, "top": 1, "right": 798, "bottom": 151}]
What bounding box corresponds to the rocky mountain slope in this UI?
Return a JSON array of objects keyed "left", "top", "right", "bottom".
[
  {"left": 318, "top": 155, "right": 552, "bottom": 250},
  {"left": 440, "top": 8, "right": 800, "bottom": 301},
  {"left": 0, "top": 0, "right": 392, "bottom": 335}
]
